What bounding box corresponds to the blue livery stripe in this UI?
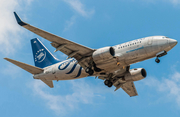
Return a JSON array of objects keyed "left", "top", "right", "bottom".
[
  {"left": 58, "top": 59, "right": 74, "bottom": 70},
  {"left": 58, "top": 62, "right": 71, "bottom": 70},
  {"left": 66, "top": 64, "right": 77, "bottom": 74},
  {"left": 75, "top": 67, "right": 82, "bottom": 78},
  {"left": 126, "top": 46, "right": 144, "bottom": 53}
]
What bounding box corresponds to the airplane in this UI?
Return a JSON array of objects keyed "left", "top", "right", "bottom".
[{"left": 4, "top": 12, "right": 178, "bottom": 97}]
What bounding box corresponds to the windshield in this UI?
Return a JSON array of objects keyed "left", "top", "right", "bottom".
[{"left": 163, "top": 36, "right": 169, "bottom": 39}]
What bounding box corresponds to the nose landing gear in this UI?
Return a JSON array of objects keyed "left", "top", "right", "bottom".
[
  {"left": 155, "top": 58, "right": 160, "bottom": 63},
  {"left": 155, "top": 50, "right": 167, "bottom": 63}
]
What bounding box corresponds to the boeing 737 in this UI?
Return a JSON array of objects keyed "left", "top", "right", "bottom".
[{"left": 4, "top": 12, "right": 178, "bottom": 97}]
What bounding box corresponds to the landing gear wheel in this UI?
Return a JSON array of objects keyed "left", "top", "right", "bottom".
[
  {"left": 155, "top": 58, "right": 160, "bottom": 63},
  {"left": 104, "top": 80, "right": 113, "bottom": 87},
  {"left": 104, "top": 80, "right": 109, "bottom": 85},
  {"left": 107, "top": 82, "right": 113, "bottom": 87},
  {"left": 85, "top": 67, "right": 94, "bottom": 75}
]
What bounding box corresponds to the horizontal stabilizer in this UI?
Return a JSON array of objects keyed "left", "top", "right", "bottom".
[
  {"left": 114, "top": 81, "right": 138, "bottom": 97},
  {"left": 41, "top": 79, "right": 54, "bottom": 88},
  {"left": 121, "top": 82, "right": 138, "bottom": 97},
  {"left": 4, "top": 58, "right": 43, "bottom": 74}
]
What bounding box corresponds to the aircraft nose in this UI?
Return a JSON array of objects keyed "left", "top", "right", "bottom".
[{"left": 168, "top": 39, "right": 178, "bottom": 48}]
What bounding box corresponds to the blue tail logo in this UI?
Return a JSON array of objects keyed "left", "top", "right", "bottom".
[
  {"left": 31, "top": 38, "right": 60, "bottom": 68},
  {"left": 35, "top": 49, "right": 46, "bottom": 63}
]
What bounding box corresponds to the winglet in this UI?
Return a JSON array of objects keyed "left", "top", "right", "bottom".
[{"left": 14, "top": 12, "right": 27, "bottom": 26}]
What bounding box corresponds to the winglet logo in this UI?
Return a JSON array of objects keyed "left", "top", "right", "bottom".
[{"left": 35, "top": 49, "right": 46, "bottom": 63}]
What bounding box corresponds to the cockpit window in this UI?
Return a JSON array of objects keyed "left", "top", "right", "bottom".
[{"left": 163, "top": 36, "right": 169, "bottom": 38}]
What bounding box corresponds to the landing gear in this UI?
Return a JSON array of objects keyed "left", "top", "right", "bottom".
[
  {"left": 85, "top": 67, "right": 94, "bottom": 75},
  {"left": 85, "top": 66, "right": 101, "bottom": 75},
  {"left": 155, "top": 58, "right": 160, "bottom": 63},
  {"left": 155, "top": 50, "right": 167, "bottom": 63},
  {"left": 94, "top": 67, "right": 101, "bottom": 72},
  {"left": 104, "top": 80, "right": 113, "bottom": 87},
  {"left": 85, "top": 61, "right": 101, "bottom": 75},
  {"left": 93, "top": 62, "right": 102, "bottom": 72}
]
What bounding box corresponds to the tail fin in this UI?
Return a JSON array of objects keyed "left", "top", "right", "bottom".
[{"left": 31, "top": 38, "right": 60, "bottom": 68}]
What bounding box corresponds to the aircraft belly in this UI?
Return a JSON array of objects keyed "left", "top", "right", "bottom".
[{"left": 96, "top": 59, "right": 117, "bottom": 68}]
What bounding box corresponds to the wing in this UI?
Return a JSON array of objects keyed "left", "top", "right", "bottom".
[
  {"left": 121, "top": 82, "right": 138, "bottom": 97},
  {"left": 14, "top": 12, "right": 94, "bottom": 68},
  {"left": 98, "top": 66, "right": 138, "bottom": 97}
]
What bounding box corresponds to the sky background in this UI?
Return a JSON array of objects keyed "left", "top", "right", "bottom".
[{"left": 1, "top": 0, "right": 180, "bottom": 117}]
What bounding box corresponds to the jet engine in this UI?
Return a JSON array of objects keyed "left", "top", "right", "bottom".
[
  {"left": 92, "top": 47, "right": 115, "bottom": 63},
  {"left": 124, "top": 68, "right": 147, "bottom": 81}
]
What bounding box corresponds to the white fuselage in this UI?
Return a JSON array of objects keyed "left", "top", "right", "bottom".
[{"left": 33, "top": 36, "right": 177, "bottom": 81}]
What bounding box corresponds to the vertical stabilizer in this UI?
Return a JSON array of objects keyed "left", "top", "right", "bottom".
[{"left": 31, "top": 38, "right": 60, "bottom": 68}]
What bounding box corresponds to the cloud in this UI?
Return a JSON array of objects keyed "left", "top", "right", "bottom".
[
  {"left": 170, "top": 0, "right": 180, "bottom": 5},
  {"left": 62, "top": 0, "right": 95, "bottom": 31},
  {"left": 31, "top": 79, "right": 102, "bottom": 115},
  {"left": 141, "top": 0, "right": 180, "bottom": 5},
  {"left": 0, "top": 0, "right": 33, "bottom": 55},
  {"left": 144, "top": 71, "right": 180, "bottom": 107},
  {"left": 63, "top": 0, "right": 95, "bottom": 18},
  {"left": 63, "top": 15, "right": 76, "bottom": 32},
  {"left": 158, "top": 0, "right": 180, "bottom": 5}
]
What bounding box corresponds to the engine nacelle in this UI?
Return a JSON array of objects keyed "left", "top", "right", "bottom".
[
  {"left": 124, "top": 68, "right": 147, "bottom": 81},
  {"left": 92, "top": 47, "right": 115, "bottom": 63}
]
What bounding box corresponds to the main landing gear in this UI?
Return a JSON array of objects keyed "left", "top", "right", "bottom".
[
  {"left": 104, "top": 73, "right": 113, "bottom": 88},
  {"left": 104, "top": 80, "right": 113, "bottom": 87},
  {"left": 85, "top": 62, "right": 102, "bottom": 75},
  {"left": 155, "top": 50, "right": 167, "bottom": 63},
  {"left": 85, "top": 67, "right": 94, "bottom": 75}
]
